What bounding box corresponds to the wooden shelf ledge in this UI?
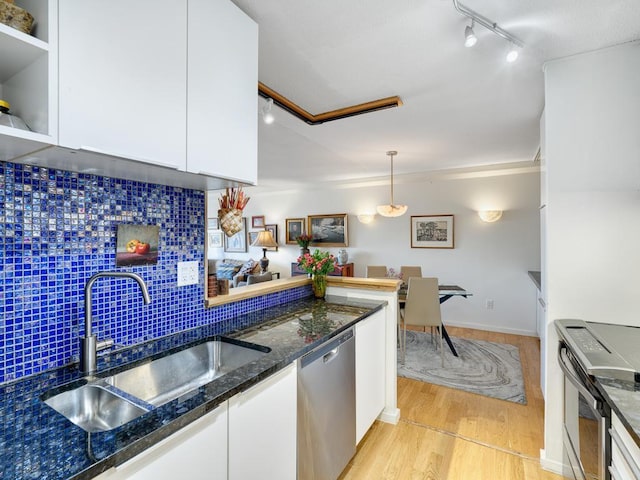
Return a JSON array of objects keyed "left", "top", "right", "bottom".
[{"left": 205, "top": 276, "right": 401, "bottom": 308}]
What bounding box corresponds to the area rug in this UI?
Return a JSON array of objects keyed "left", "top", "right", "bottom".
[{"left": 398, "top": 330, "right": 527, "bottom": 404}]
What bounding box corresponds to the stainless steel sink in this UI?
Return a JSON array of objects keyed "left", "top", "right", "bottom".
[
  {"left": 43, "top": 337, "right": 269, "bottom": 432},
  {"left": 44, "top": 384, "right": 148, "bottom": 433},
  {"left": 104, "top": 339, "right": 269, "bottom": 406}
]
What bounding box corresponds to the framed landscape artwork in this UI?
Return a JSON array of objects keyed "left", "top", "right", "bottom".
[
  {"left": 410, "top": 214, "right": 454, "bottom": 248},
  {"left": 308, "top": 214, "right": 348, "bottom": 247},
  {"left": 251, "top": 216, "right": 265, "bottom": 228},
  {"left": 208, "top": 230, "right": 223, "bottom": 249},
  {"left": 285, "top": 218, "right": 305, "bottom": 244},
  {"left": 247, "top": 231, "right": 259, "bottom": 246},
  {"left": 224, "top": 218, "right": 247, "bottom": 252}
]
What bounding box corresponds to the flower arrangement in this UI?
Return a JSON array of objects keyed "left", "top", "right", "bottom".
[
  {"left": 295, "top": 233, "right": 313, "bottom": 248},
  {"left": 297, "top": 249, "right": 339, "bottom": 276}
]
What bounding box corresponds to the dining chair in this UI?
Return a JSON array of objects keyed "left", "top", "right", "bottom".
[
  {"left": 400, "top": 265, "right": 422, "bottom": 281},
  {"left": 366, "top": 265, "right": 387, "bottom": 278},
  {"left": 399, "top": 277, "right": 443, "bottom": 366}
]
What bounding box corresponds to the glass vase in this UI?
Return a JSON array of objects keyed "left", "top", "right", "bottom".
[{"left": 312, "top": 274, "right": 327, "bottom": 299}]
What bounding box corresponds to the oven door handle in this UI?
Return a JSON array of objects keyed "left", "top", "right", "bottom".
[{"left": 558, "top": 345, "right": 600, "bottom": 411}]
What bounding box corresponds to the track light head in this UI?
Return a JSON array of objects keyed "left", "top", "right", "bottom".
[
  {"left": 464, "top": 21, "right": 477, "bottom": 48},
  {"left": 262, "top": 98, "right": 275, "bottom": 124},
  {"left": 506, "top": 44, "right": 519, "bottom": 63}
]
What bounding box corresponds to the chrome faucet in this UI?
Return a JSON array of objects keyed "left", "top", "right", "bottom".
[{"left": 80, "top": 272, "right": 151, "bottom": 374}]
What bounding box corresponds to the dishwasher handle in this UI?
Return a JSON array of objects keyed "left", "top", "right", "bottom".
[{"left": 300, "top": 329, "right": 354, "bottom": 369}]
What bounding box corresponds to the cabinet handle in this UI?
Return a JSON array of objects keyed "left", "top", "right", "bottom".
[
  {"left": 79, "top": 146, "right": 182, "bottom": 170},
  {"left": 537, "top": 297, "right": 546, "bottom": 308}
]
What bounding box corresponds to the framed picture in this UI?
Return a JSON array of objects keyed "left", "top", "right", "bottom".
[
  {"left": 308, "top": 214, "right": 348, "bottom": 247},
  {"left": 265, "top": 224, "right": 278, "bottom": 244},
  {"left": 116, "top": 224, "right": 160, "bottom": 266},
  {"left": 285, "top": 218, "right": 305, "bottom": 244},
  {"left": 207, "top": 217, "right": 219, "bottom": 230},
  {"left": 224, "top": 218, "right": 247, "bottom": 252},
  {"left": 410, "top": 214, "right": 454, "bottom": 249},
  {"left": 252, "top": 216, "right": 265, "bottom": 228},
  {"left": 208, "top": 230, "right": 223, "bottom": 249},
  {"left": 247, "top": 231, "right": 259, "bottom": 246}
]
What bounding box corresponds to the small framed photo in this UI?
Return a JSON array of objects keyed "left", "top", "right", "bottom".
[
  {"left": 308, "top": 214, "right": 348, "bottom": 247},
  {"left": 265, "top": 224, "right": 278, "bottom": 244},
  {"left": 285, "top": 218, "right": 305, "bottom": 244},
  {"left": 224, "top": 218, "right": 247, "bottom": 252},
  {"left": 410, "top": 214, "right": 454, "bottom": 249},
  {"left": 252, "top": 216, "right": 265, "bottom": 228},
  {"left": 207, "top": 217, "right": 219, "bottom": 230},
  {"left": 208, "top": 230, "right": 223, "bottom": 249}
]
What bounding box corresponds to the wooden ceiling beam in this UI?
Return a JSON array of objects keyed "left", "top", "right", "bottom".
[{"left": 258, "top": 82, "right": 402, "bottom": 125}]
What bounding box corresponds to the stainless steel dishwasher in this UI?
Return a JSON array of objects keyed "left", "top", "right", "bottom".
[{"left": 298, "top": 328, "right": 356, "bottom": 480}]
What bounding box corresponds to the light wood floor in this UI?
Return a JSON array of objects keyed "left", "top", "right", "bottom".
[{"left": 340, "top": 327, "right": 564, "bottom": 480}]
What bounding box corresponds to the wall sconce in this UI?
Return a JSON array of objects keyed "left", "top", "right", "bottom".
[
  {"left": 357, "top": 214, "right": 376, "bottom": 224},
  {"left": 478, "top": 210, "right": 503, "bottom": 223}
]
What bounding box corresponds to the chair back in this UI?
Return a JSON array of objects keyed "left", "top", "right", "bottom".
[
  {"left": 403, "top": 277, "right": 441, "bottom": 328},
  {"left": 366, "top": 265, "right": 387, "bottom": 278},
  {"left": 400, "top": 265, "right": 422, "bottom": 281}
]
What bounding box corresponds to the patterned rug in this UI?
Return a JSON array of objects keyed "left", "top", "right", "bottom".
[{"left": 398, "top": 330, "right": 527, "bottom": 404}]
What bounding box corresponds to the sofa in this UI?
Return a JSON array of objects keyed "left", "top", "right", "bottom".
[{"left": 207, "top": 258, "right": 266, "bottom": 288}]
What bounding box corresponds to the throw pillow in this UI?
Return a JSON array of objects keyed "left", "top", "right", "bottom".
[
  {"left": 237, "top": 259, "right": 256, "bottom": 277},
  {"left": 216, "top": 263, "right": 243, "bottom": 280}
]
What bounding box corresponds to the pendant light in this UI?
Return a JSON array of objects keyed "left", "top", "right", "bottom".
[{"left": 377, "top": 151, "right": 408, "bottom": 217}]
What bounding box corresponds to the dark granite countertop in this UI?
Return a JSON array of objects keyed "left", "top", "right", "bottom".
[
  {"left": 596, "top": 376, "right": 640, "bottom": 447},
  {"left": 0, "top": 295, "right": 385, "bottom": 480}
]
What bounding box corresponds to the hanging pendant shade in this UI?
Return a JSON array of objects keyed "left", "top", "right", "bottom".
[{"left": 376, "top": 151, "right": 407, "bottom": 217}]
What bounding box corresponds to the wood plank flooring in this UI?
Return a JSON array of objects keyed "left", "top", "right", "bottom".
[{"left": 340, "top": 327, "right": 563, "bottom": 480}]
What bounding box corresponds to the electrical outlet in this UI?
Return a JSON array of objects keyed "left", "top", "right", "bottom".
[
  {"left": 486, "top": 299, "right": 494, "bottom": 310},
  {"left": 177, "top": 261, "right": 198, "bottom": 286}
]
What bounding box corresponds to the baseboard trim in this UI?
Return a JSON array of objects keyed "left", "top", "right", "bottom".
[
  {"left": 539, "top": 448, "right": 566, "bottom": 475},
  {"left": 379, "top": 407, "right": 400, "bottom": 425},
  {"left": 445, "top": 320, "right": 538, "bottom": 338}
]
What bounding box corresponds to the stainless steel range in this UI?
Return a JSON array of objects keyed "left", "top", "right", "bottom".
[{"left": 556, "top": 319, "right": 640, "bottom": 480}]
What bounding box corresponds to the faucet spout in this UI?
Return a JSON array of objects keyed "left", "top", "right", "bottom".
[{"left": 80, "top": 272, "right": 151, "bottom": 374}]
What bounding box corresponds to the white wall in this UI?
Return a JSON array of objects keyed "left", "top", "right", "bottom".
[
  {"left": 208, "top": 169, "right": 541, "bottom": 336},
  {"left": 542, "top": 41, "right": 640, "bottom": 472}
]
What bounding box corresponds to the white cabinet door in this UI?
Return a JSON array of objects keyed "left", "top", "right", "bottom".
[
  {"left": 228, "top": 363, "right": 297, "bottom": 480},
  {"left": 187, "top": 0, "right": 258, "bottom": 184},
  {"left": 355, "top": 310, "right": 386, "bottom": 443},
  {"left": 610, "top": 412, "right": 640, "bottom": 480},
  {"left": 58, "top": 0, "right": 187, "bottom": 170},
  {"left": 96, "top": 402, "right": 228, "bottom": 480}
]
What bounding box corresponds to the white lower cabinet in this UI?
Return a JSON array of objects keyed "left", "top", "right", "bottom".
[
  {"left": 228, "top": 362, "right": 297, "bottom": 480},
  {"left": 97, "top": 401, "right": 228, "bottom": 480},
  {"left": 610, "top": 412, "right": 640, "bottom": 480},
  {"left": 355, "top": 310, "right": 386, "bottom": 444}
]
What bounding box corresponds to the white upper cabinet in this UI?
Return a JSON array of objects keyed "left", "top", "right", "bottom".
[
  {"left": 187, "top": 0, "right": 258, "bottom": 184},
  {"left": 0, "top": 0, "right": 57, "bottom": 160},
  {"left": 57, "top": 0, "right": 258, "bottom": 184},
  {"left": 58, "top": 0, "right": 187, "bottom": 170}
]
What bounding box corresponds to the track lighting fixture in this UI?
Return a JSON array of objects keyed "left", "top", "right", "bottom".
[
  {"left": 464, "top": 20, "right": 477, "bottom": 48},
  {"left": 453, "top": 0, "right": 523, "bottom": 62},
  {"left": 262, "top": 97, "right": 275, "bottom": 124},
  {"left": 506, "top": 44, "right": 519, "bottom": 63}
]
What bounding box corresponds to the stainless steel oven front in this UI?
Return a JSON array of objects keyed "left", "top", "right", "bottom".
[{"left": 558, "top": 341, "right": 611, "bottom": 480}]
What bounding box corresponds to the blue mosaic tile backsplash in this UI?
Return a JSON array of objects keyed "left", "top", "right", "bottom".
[{"left": 0, "top": 161, "right": 309, "bottom": 384}]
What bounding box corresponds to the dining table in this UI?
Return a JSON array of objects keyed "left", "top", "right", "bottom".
[{"left": 398, "top": 284, "right": 472, "bottom": 357}]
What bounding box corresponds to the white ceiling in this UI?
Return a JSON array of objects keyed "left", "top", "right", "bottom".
[{"left": 231, "top": 0, "right": 640, "bottom": 187}]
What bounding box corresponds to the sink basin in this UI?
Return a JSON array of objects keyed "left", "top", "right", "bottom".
[
  {"left": 104, "top": 338, "right": 269, "bottom": 407},
  {"left": 44, "top": 384, "right": 148, "bottom": 433},
  {"left": 42, "top": 337, "right": 269, "bottom": 432}
]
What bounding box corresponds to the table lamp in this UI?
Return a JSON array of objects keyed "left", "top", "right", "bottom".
[{"left": 251, "top": 230, "right": 278, "bottom": 273}]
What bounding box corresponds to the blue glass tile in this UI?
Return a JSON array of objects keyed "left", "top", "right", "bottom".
[{"left": 0, "top": 160, "right": 312, "bottom": 384}]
